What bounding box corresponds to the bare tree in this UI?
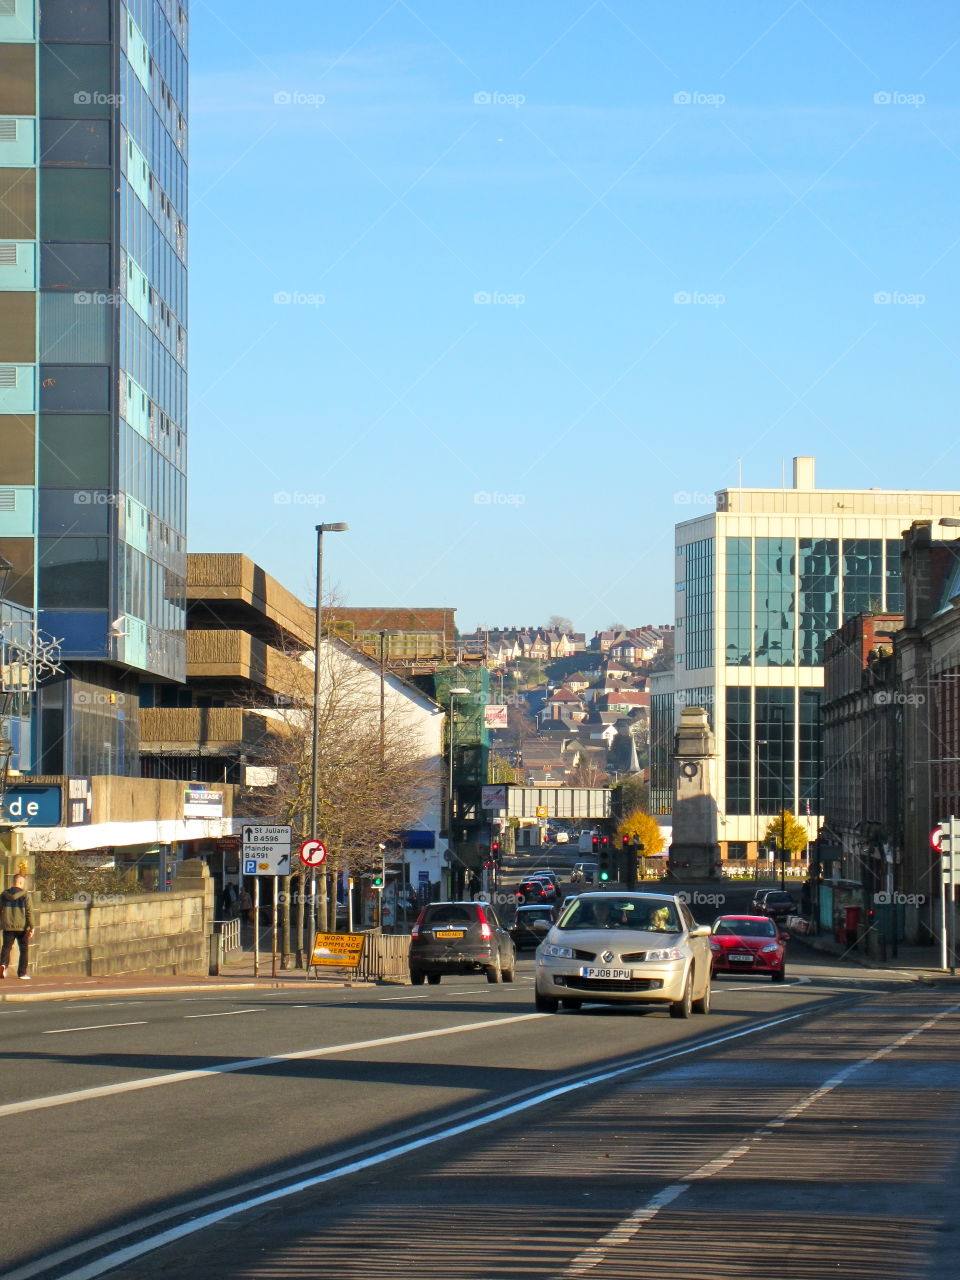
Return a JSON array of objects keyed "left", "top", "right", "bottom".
[
  {"left": 243, "top": 638, "right": 437, "bottom": 960},
  {"left": 547, "top": 615, "right": 573, "bottom": 633}
]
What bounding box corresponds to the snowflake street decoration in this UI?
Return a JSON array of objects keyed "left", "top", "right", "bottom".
[{"left": 1, "top": 625, "right": 63, "bottom": 693}]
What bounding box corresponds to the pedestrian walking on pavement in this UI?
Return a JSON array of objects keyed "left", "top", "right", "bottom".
[
  {"left": 1, "top": 873, "right": 35, "bottom": 979},
  {"left": 238, "top": 886, "right": 253, "bottom": 924}
]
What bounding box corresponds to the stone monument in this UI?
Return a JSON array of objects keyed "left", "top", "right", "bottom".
[{"left": 669, "top": 705, "right": 721, "bottom": 878}]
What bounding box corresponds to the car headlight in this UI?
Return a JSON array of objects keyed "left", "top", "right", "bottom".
[
  {"left": 761, "top": 943, "right": 780, "bottom": 953},
  {"left": 540, "top": 943, "right": 573, "bottom": 959},
  {"left": 645, "top": 948, "right": 684, "bottom": 962},
  {"left": 708, "top": 941, "right": 722, "bottom": 952}
]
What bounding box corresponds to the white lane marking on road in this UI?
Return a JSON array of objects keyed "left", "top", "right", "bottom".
[
  {"left": 0, "top": 1013, "right": 545, "bottom": 1118},
  {"left": 184, "top": 1009, "right": 263, "bottom": 1019},
  {"left": 559, "top": 998, "right": 960, "bottom": 1275},
  {"left": 13, "top": 1005, "right": 835, "bottom": 1280},
  {"left": 43, "top": 1022, "right": 148, "bottom": 1035}
]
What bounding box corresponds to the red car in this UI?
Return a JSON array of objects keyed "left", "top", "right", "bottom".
[{"left": 709, "top": 915, "right": 787, "bottom": 982}]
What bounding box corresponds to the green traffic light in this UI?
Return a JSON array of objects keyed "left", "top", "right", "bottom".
[{"left": 599, "top": 870, "right": 610, "bottom": 881}]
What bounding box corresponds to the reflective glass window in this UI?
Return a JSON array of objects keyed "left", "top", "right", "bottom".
[
  {"left": 41, "top": 242, "right": 111, "bottom": 291},
  {"left": 683, "top": 539, "right": 714, "bottom": 670},
  {"left": 798, "top": 538, "right": 839, "bottom": 666},
  {"left": 754, "top": 538, "right": 795, "bottom": 666},
  {"left": 843, "top": 539, "right": 883, "bottom": 617},
  {"left": 40, "top": 44, "right": 113, "bottom": 118},
  {"left": 725, "top": 536, "right": 752, "bottom": 666},
  {"left": 798, "top": 690, "right": 821, "bottom": 815},
  {"left": 756, "top": 689, "right": 794, "bottom": 816},
  {"left": 41, "top": 119, "right": 110, "bottom": 166},
  {"left": 886, "top": 540, "right": 904, "bottom": 612},
  {"left": 40, "top": 365, "right": 110, "bottom": 412},
  {"left": 38, "top": 489, "right": 110, "bottom": 536},
  {"left": 41, "top": 169, "right": 112, "bottom": 240},
  {"left": 38, "top": 537, "right": 109, "bottom": 608},
  {"left": 725, "top": 687, "right": 751, "bottom": 816},
  {"left": 40, "top": 0, "right": 111, "bottom": 41},
  {"left": 39, "top": 414, "right": 110, "bottom": 486}
]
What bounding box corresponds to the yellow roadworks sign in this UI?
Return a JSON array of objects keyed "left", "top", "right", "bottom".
[{"left": 310, "top": 932, "right": 365, "bottom": 968}]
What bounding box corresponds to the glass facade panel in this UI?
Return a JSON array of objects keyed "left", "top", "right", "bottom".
[
  {"left": 724, "top": 536, "right": 752, "bottom": 666},
  {"left": 798, "top": 538, "right": 839, "bottom": 666},
  {"left": 41, "top": 242, "right": 111, "bottom": 291},
  {"left": 756, "top": 688, "right": 793, "bottom": 816},
  {"left": 38, "top": 536, "right": 109, "bottom": 607},
  {"left": 39, "top": 414, "right": 110, "bottom": 486},
  {"left": 798, "top": 690, "right": 820, "bottom": 817},
  {"left": 843, "top": 539, "right": 883, "bottom": 617},
  {"left": 40, "top": 168, "right": 112, "bottom": 240},
  {"left": 886, "top": 539, "right": 904, "bottom": 612},
  {"left": 39, "top": 0, "right": 111, "bottom": 41},
  {"left": 40, "top": 118, "right": 110, "bottom": 166},
  {"left": 682, "top": 539, "right": 714, "bottom": 669},
  {"left": 725, "top": 687, "right": 751, "bottom": 816},
  {"left": 39, "top": 43, "right": 112, "bottom": 117},
  {"left": 754, "top": 537, "right": 795, "bottom": 666},
  {"left": 40, "top": 365, "right": 110, "bottom": 412},
  {"left": 38, "top": 489, "right": 110, "bottom": 536}
]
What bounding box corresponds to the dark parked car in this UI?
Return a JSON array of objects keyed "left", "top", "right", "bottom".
[
  {"left": 409, "top": 901, "right": 516, "bottom": 985},
  {"left": 511, "top": 904, "right": 557, "bottom": 951}
]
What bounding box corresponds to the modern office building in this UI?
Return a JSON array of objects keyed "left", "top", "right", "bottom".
[
  {"left": 0, "top": 0, "right": 188, "bottom": 777},
  {"left": 658, "top": 457, "right": 960, "bottom": 865}
]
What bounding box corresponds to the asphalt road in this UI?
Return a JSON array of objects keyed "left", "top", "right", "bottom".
[{"left": 4, "top": 943, "right": 952, "bottom": 1280}]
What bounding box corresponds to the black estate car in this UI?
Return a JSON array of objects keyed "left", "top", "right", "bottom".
[{"left": 409, "top": 901, "right": 516, "bottom": 984}]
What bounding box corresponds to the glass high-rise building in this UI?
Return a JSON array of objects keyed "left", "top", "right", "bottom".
[
  {"left": 0, "top": 0, "right": 187, "bottom": 776},
  {"left": 655, "top": 458, "right": 960, "bottom": 863}
]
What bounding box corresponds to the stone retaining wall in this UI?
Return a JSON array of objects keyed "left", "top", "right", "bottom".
[{"left": 32, "top": 861, "right": 214, "bottom": 977}]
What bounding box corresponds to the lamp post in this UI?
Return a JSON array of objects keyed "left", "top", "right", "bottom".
[
  {"left": 309, "top": 522, "right": 348, "bottom": 945},
  {"left": 447, "top": 686, "right": 471, "bottom": 897}
]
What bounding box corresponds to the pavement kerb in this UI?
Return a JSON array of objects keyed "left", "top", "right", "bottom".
[
  {"left": 0, "top": 976, "right": 379, "bottom": 1003},
  {"left": 795, "top": 930, "right": 958, "bottom": 984}
]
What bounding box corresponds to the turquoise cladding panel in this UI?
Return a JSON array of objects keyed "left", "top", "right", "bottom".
[
  {"left": 41, "top": 294, "right": 112, "bottom": 362},
  {"left": 0, "top": 241, "right": 36, "bottom": 289},
  {"left": 0, "top": 365, "right": 35, "bottom": 412},
  {"left": 0, "top": 487, "right": 35, "bottom": 536},
  {"left": 0, "top": 0, "right": 35, "bottom": 40},
  {"left": 0, "top": 118, "right": 37, "bottom": 167}
]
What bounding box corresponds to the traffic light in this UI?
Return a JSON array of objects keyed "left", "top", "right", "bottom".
[
  {"left": 598, "top": 836, "right": 612, "bottom": 883},
  {"left": 592, "top": 835, "right": 599, "bottom": 851},
  {"left": 371, "top": 871, "right": 384, "bottom": 890},
  {"left": 491, "top": 840, "right": 500, "bottom": 859}
]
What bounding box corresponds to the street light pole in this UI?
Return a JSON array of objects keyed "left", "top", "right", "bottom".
[{"left": 309, "top": 522, "right": 348, "bottom": 943}]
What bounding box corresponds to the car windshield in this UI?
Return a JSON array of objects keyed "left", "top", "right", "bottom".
[
  {"left": 558, "top": 898, "right": 681, "bottom": 932},
  {"left": 766, "top": 894, "right": 793, "bottom": 905},
  {"left": 713, "top": 918, "right": 777, "bottom": 937},
  {"left": 519, "top": 909, "right": 552, "bottom": 923}
]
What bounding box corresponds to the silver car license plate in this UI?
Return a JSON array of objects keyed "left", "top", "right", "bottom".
[
  {"left": 729, "top": 952, "right": 753, "bottom": 962},
  {"left": 580, "top": 966, "right": 631, "bottom": 980}
]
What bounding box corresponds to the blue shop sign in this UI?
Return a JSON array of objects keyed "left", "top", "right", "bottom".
[
  {"left": 398, "top": 829, "right": 435, "bottom": 849},
  {"left": 0, "top": 786, "right": 63, "bottom": 826}
]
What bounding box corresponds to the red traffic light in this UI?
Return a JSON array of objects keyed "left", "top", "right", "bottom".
[
  {"left": 600, "top": 836, "right": 609, "bottom": 846},
  {"left": 592, "top": 835, "right": 599, "bottom": 849},
  {"left": 491, "top": 840, "right": 500, "bottom": 854},
  {"left": 622, "top": 835, "right": 630, "bottom": 847}
]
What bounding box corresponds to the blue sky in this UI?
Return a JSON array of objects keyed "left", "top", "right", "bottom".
[{"left": 188, "top": 1, "right": 960, "bottom": 634}]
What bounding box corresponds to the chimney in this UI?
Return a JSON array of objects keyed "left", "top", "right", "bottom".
[{"left": 793, "top": 456, "right": 815, "bottom": 490}]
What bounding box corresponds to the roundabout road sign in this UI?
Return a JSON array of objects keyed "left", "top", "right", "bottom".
[{"left": 299, "top": 839, "right": 328, "bottom": 867}]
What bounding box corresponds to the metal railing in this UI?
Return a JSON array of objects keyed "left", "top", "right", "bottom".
[{"left": 214, "top": 918, "right": 242, "bottom": 954}]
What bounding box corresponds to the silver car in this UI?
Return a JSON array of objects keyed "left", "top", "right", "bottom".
[{"left": 534, "top": 891, "right": 713, "bottom": 1018}]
